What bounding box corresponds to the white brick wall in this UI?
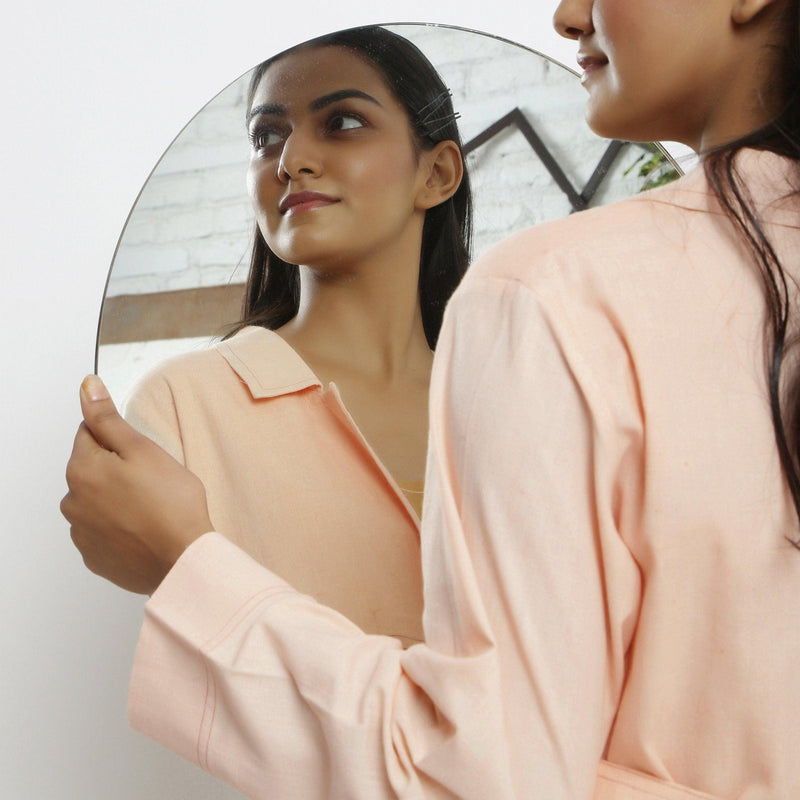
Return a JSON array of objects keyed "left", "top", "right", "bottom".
[{"left": 109, "top": 74, "right": 254, "bottom": 295}]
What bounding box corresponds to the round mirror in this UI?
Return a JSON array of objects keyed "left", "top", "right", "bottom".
[{"left": 97, "top": 23, "right": 681, "bottom": 399}]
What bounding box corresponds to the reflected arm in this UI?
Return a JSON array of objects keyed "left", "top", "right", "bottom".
[{"left": 124, "top": 367, "right": 187, "bottom": 465}]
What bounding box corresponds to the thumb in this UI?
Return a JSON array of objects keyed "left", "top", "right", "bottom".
[{"left": 79, "top": 375, "right": 140, "bottom": 456}]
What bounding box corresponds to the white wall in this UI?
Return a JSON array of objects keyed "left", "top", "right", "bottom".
[{"left": 0, "top": 3, "right": 621, "bottom": 798}]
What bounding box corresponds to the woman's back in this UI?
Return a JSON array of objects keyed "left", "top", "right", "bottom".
[{"left": 450, "top": 148, "right": 800, "bottom": 796}]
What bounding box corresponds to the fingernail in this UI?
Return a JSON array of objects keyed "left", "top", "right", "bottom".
[{"left": 81, "top": 375, "right": 110, "bottom": 401}]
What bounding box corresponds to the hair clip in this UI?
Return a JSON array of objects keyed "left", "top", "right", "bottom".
[{"left": 416, "top": 89, "right": 461, "bottom": 139}]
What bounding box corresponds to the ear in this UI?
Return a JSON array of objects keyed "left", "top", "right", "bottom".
[
  {"left": 731, "top": 0, "right": 779, "bottom": 25},
  {"left": 415, "top": 140, "right": 463, "bottom": 211}
]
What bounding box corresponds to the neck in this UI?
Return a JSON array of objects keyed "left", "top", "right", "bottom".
[
  {"left": 277, "top": 243, "right": 432, "bottom": 385},
  {"left": 694, "top": 6, "right": 790, "bottom": 154}
]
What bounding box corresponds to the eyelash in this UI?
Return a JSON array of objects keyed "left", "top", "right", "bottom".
[
  {"left": 248, "top": 126, "right": 284, "bottom": 151},
  {"left": 325, "top": 110, "right": 367, "bottom": 132},
  {"left": 248, "top": 108, "right": 369, "bottom": 153}
]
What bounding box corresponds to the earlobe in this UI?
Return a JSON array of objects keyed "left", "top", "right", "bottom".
[
  {"left": 415, "top": 140, "right": 463, "bottom": 210},
  {"left": 731, "top": 0, "right": 778, "bottom": 25}
]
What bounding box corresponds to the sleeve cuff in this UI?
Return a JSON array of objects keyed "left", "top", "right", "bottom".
[{"left": 127, "top": 533, "right": 297, "bottom": 766}]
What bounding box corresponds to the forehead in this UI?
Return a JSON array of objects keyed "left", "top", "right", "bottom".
[{"left": 251, "top": 45, "right": 394, "bottom": 108}]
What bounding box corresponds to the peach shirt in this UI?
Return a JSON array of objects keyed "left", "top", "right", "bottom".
[
  {"left": 124, "top": 327, "right": 424, "bottom": 643},
  {"left": 128, "top": 152, "right": 800, "bottom": 799}
]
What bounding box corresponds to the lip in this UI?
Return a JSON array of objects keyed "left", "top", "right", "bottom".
[
  {"left": 576, "top": 52, "right": 609, "bottom": 80},
  {"left": 279, "top": 191, "right": 339, "bottom": 216}
]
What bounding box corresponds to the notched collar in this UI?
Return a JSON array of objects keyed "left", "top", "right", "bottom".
[{"left": 215, "top": 326, "right": 322, "bottom": 399}]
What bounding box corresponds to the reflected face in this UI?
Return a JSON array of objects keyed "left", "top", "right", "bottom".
[
  {"left": 552, "top": 0, "right": 780, "bottom": 150},
  {"left": 246, "top": 46, "right": 429, "bottom": 273}
]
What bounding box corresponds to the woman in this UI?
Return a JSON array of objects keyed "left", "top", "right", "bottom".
[
  {"left": 63, "top": 1, "right": 800, "bottom": 798},
  {"left": 122, "top": 26, "right": 471, "bottom": 644}
]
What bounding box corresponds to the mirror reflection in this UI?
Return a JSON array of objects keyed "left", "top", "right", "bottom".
[
  {"left": 97, "top": 23, "right": 679, "bottom": 399},
  {"left": 89, "top": 26, "right": 683, "bottom": 789}
]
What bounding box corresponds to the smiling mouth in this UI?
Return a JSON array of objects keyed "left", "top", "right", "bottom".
[
  {"left": 279, "top": 191, "right": 339, "bottom": 216},
  {"left": 576, "top": 53, "right": 609, "bottom": 79}
]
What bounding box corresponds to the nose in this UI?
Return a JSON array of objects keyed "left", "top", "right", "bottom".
[
  {"left": 553, "top": 0, "right": 594, "bottom": 39},
  {"left": 276, "top": 129, "right": 321, "bottom": 183}
]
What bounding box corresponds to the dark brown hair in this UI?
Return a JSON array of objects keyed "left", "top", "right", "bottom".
[{"left": 703, "top": 0, "right": 800, "bottom": 542}]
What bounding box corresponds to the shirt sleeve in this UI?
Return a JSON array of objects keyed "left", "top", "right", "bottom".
[
  {"left": 123, "top": 368, "right": 186, "bottom": 465},
  {"left": 128, "top": 267, "right": 642, "bottom": 799}
]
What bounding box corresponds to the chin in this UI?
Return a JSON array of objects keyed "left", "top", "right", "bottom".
[
  {"left": 583, "top": 97, "right": 621, "bottom": 140},
  {"left": 585, "top": 108, "right": 663, "bottom": 147},
  {"left": 272, "top": 236, "right": 338, "bottom": 268}
]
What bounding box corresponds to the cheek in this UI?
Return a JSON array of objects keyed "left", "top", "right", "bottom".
[
  {"left": 366, "top": 146, "right": 422, "bottom": 207},
  {"left": 246, "top": 163, "right": 283, "bottom": 247},
  {"left": 593, "top": 0, "right": 635, "bottom": 41},
  {"left": 356, "top": 135, "right": 419, "bottom": 181},
  {"left": 246, "top": 162, "right": 275, "bottom": 216},
  {"left": 598, "top": 0, "right": 688, "bottom": 70}
]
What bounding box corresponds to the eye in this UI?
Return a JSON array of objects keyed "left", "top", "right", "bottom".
[
  {"left": 327, "top": 112, "right": 366, "bottom": 132},
  {"left": 248, "top": 125, "right": 285, "bottom": 152}
]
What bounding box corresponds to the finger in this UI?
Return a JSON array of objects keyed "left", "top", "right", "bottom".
[
  {"left": 63, "top": 427, "right": 113, "bottom": 518},
  {"left": 60, "top": 491, "right": 75, "bottom": 525},
  {"left": 69, "top": 421, "right": 105, "bottom": 460},
  {"left": 79, "top": 375, "right": 141, "bottom": 456},
  {"left": 65, "top": 422, "right": 108, "bottom": 487}
]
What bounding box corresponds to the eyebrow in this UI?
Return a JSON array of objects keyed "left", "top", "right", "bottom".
[
  {"left": 247, "top": 89, "right": 382, "bottom": 123},
  {"left": 310, "top": 89, "right": 382, "bottom": 111},
  {"left": 247, "top": 102, "right": 285, "bottom": 122}
]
